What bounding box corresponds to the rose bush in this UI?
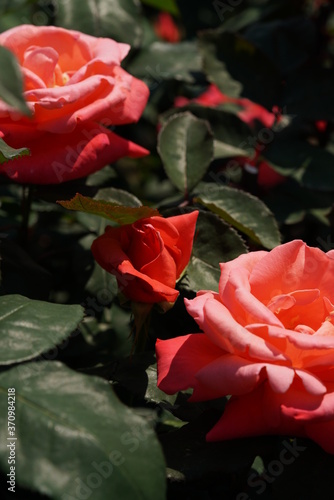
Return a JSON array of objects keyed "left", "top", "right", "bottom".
[
  {"left": 0, "top": 24, "right": 149, "bottom": 184},
  {"left": 157, "top": 240, "right": 334, "bottom": 454},
  {"left": 91, "top": 211, "right": 198, "bottom": 304}
]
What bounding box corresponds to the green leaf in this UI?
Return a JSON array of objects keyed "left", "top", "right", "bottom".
[
  {"left": 0, "top": 137, "right": 30, "bottom": 164},
  {"left": 162, "top": 104, "right": 254, "bottom": 158},
  {"left": 186, "top": 211, "right": 248, "bottom": 292},
  {"left": 213, "top": 140, "right": 250, "bottom": 160},
  {"left": 58, "top": 193, "right": 160, "bottom": 225},
  {"left": 0, "top": 46, "right": 30, "bottom": 115},
  {"left": 163, "top": 207, "right": 248, "bottom": 292},
  {"left": 127, "top": 41, "right": 202, "bottom": 84},
  {"left": 94, "top": 187, "right": 143, "bottom": 207},
  {"left": 198, "top": 30, "right": 280, "bottom": 109},
  {"left": 141, "top": 0, "right": 179, "bottom": 15},
  {"left": 0, "top": 361, "right": 166, "bottom": 500},
  {"left": 0, "top": 295, "right": 84, "bottom": 365},
  {"left": 158, "top": 112, "right": 214, "bottom": 196},
  {"left": 75, "top": 187, "right": 143, "bottom": 232},
  {"left": 217, "top": 6, "right": 265, "bottom": 32},
  {"left": 194, "top": 183, "right": 281, "bottom": 249},
  {"left": 56, "top": 0, "right": 143, "bottom": 47},
  {"left": 251, "top": 456, "right": 265, "bottom": 475}
]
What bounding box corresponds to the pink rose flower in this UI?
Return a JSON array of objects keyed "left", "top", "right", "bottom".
[
  {"left": 91, "top": 211, "right": 198, "bottom": 304},
  {"left": 156, "top": 240, "right": 334, "bottom": 454},
  {"left": 0, "top": 25, "right": 149, "bottom": 184}
]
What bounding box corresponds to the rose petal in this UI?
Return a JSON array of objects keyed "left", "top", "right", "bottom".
[
  {"left": 127, "top": 223, "right": 164, "bottom": 270},
  {"left": 156, "top": 334, "right": 224, "bottom": 394},
  {"left": 267, "top": 294, "right": 296, "bottom": 313},
  {"left": 24, "top": 76, "right": 123, "bottom": 133},
  {"left": 278, "top": 375, "right": 329, "bottom": 422},
  {"left": 91, "top": 232, "right": 179, "bottom": 303},
  {"left": 74, "top": 32, "right": 129, "bottom": 65},
  {"left": 201, "top": 299, "right": 289, "bottom": 362},
  {"left": 234, "top": 287, "right": 284, "bottom": 327},
  {"left": 303, "top": 352, "right": 334, "bottom": 370},
  {"left": 238, "top": 99, "right": 276, "bottom": 128},
  {"left": 245, "top": 323, "right": 290, "bottom": 358},
  {"left": 250, "top": 241, "right": 334, "bottom": 309},
  {"left": 206, "top": 384, "right": 306, "bottom": 442},
  {"left": 219, "top": 250, "right": 267, "bottom": 297},
  {"left": 281, "top": 390, "right": 333, "bottom": 421},
  {"left": 0, "top": 122, "right": 148, "bottom": 184},
  {"left": 140, "top": 240, "right": 177, "bottom": 289},
  {"left": 266, "top": 289, "right": 322, "bottom": 321},
  {"left": 193, "top": 355, "right": 265, "bottom": 400},
  {"left": 23, "top": 46, "right": 60, "bottom": 88},
  {"left": 185, "top": 292, "right": 220, "bottom": 329},
  {"left": 315, "top": 319, "right": 334, "bottom": 337},
  {"left": 161, "top": 211, "right": 199, "bottom": 276},
  {"left": 266, "top": 364, "right": 295, "bottom": 393},
  {"left": 118, "top": 261, "right": 180, "bottom": 303},
  {"left": 194, "top": 357, "right": 294, "bottom": 400},
  {"left": 21, "top": 67, "right": 46, "bottom": 91},
  {"left": 290, "top": 289, "right": 320, "bottom": 305},
  {"left": 295, "top": 369, "right": 327, "bottom": 396},
  {"left": 262, "top": 323, "right": 334, "bottom": 350},
  {"left": 0, "top": 25, "right": 92, "bottom": 69}
]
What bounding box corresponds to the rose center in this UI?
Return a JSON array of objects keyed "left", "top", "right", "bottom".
[
  {"left": 267, "top": 288, "right": 324, "bottom": 332},
  {"left": 23, "top": 45, "right": 71, "bottom": 89}
]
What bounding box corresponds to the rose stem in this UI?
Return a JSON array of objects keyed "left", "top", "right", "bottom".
[{"left": 19, "top": 184, "right": 34, "bottom": 247}]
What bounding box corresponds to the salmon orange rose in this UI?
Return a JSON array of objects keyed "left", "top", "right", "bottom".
[
  {"left": 91, "top": 211, "right": 198, "bottom": 304},
  {"left": 157, "top": 240, "right": 334, "bottom": 454},
  {"left": 0, "top": 25, "right": 149, "bottom": 184}
]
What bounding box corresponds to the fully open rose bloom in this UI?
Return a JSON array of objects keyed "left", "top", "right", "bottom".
[
  {"left": 91, "top": 211, "right": 198, "bottom": 304},
  {"left": 157, "top": 240, "right": 334, "bottom": 454},
  {"left": 0, "top": 25, "right": 149, "bottom": 184}
]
